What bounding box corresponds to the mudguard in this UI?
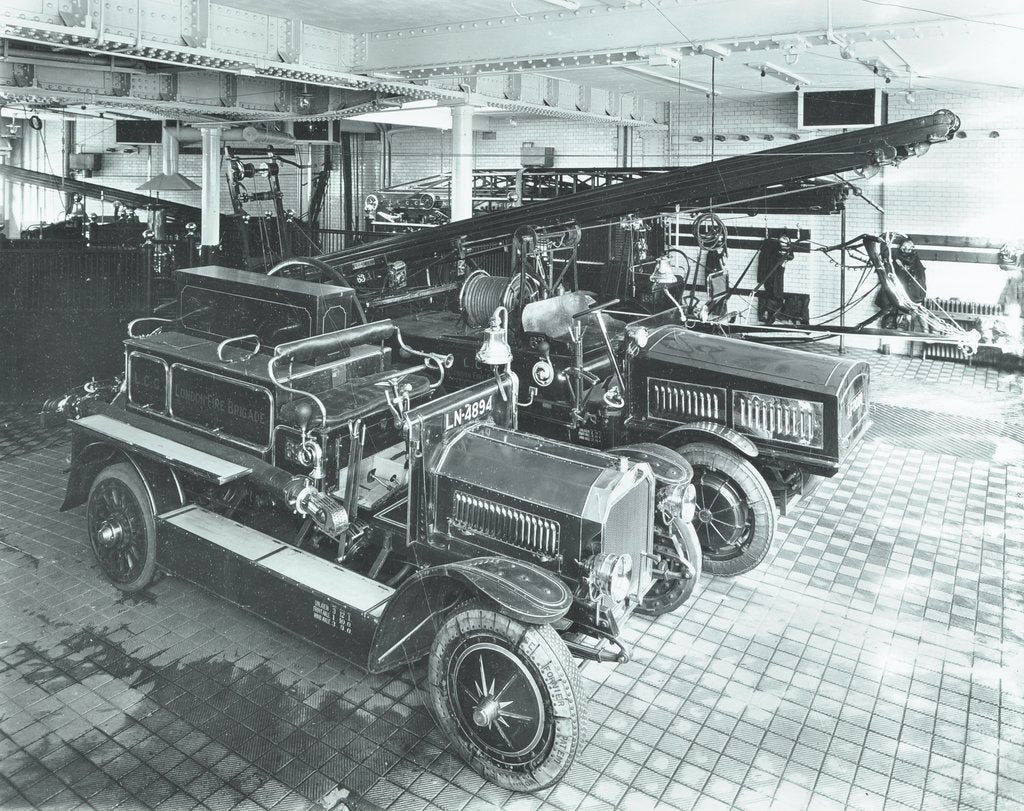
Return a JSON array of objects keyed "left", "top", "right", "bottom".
[
  {"left": 366, "top": 557, "right": 572, "bottom": 673},
  {"left": 659, "top": 421, "right": 758, "bottom": 458},
  {"left": 62, "top": 433, "right": 185, "bottom": 515},
  {"left": 609, "top": 443, "right": 693, "bottom": 485}
]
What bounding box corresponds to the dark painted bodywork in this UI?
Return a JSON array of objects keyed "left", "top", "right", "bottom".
[
  {"left": 392, "top": 310, "right": 870, "bottom": 482},
  {"left": 62, "top": 267, "right": 666, "bottom": 677}
]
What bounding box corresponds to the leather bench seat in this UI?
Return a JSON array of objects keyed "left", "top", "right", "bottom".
[{"left": 278, "top": 369, "right": 432, "bottom": 429}]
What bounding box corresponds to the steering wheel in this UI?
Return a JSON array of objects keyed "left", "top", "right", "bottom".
[
  {"left": 268, "top": 257, "right": 369, "bottom": 324},
  {"left": 267, "top": 257, "right": 348, "bottom": 286}
]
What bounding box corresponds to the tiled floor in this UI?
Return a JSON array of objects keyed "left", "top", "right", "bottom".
[{"left": 1, "top": 349, "right": 1022, "bottom": 811}]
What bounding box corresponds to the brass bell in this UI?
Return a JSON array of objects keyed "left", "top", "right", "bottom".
[
  {"left": 650, "top": 255, "right": 677, "bottom": 286},
  {"left": 476, "top": 306, "right": 513, "bottom": 367}
]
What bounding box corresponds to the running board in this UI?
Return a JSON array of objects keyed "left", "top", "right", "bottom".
[
  {"left": 157, "top": 505, "right": 394, "bottom": 667},
  {"left": 74, "top": 413, "right": 251, "bottom": 485}
]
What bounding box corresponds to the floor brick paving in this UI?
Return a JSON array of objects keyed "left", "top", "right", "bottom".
[{"left": 0, "top": 350, "right": 1021, "bottom": 810}]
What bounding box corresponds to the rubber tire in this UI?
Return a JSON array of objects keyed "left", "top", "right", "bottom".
[
  {"left": 86, "top": 463, "right": 158, "bottom": 592},
  {"left": 637, "top": 520, "right": 703, "bottom": 616},
  {"left": 678, "top": 442, "right": 776, "bottom": 577},
  {"left": 427, "top": 601, "right": 582, "bottom": 792}
]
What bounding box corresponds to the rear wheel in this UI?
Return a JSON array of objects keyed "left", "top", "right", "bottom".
[
  {"left": 677, "top": 442, "right": 776, "bottom": 576},
  {"left": 86, "top": 463, "right": 157, "bottom": 592},
  {"left": 427, "top": 602, "right": 582, "bottom": 792}
]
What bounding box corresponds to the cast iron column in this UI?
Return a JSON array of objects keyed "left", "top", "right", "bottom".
[
  {"left": 200, "top": 126, "right": 221, "bottom": 260},
  {"left": 451, "top": 105, "right": 474, "bottom": 222}
]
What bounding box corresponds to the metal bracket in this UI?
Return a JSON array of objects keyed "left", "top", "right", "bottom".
[
  {"left": 220, "top": 74, "right": 237, "bottom": 108},
  {"left": 11, "top": 64, "right": 35, "bottom": 88},
  {"left": 277, "top": 18, "right": 302, "bottom": 64},
  {"left": 503, "top": 74, "right": 521, "bottom": 101},
  {"left": 158, "top": 74, "right": 178, "bottom": 102},
  {"left": 180, "top": 0, "right": 209, "bottom": 49},
  {"left": 543, "top": 78, "right": 559, "bottom": 107},
  {"left": 576, "top": 85, "right": 591, "bottom": 113},
  {"left": 58, "top": 0, "right": 88, "bottom": 28},
  {"left": 110, "top": 72, "right": 131, "bottom": 98}
]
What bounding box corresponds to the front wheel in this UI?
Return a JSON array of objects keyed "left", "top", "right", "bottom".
[
  {"left": 86, "top": 463, "right": 158, "bottom": 591},
  {"left": 678, "top": 442, "right": 777, "bottom": 577},
  {"left": 427, "top": 601, "right": 582, "bottom": 792},
  {"left": 637, "top": 519, "right": 702, "bottom": 616}
]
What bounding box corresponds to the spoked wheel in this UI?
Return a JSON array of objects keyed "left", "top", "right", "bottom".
[
  {"left": 267, "top": 257, "right": 367, "bottom": 323},
  {"left": 428, "top": 601, "right": 582, "bottom": 792},
  {"left": 86, "top": 463, "right": 157, "bottom": 592},
  {"left": 679, "top": 442, "right": 776, "bottom": 577},
  {"left": 637, "top": 519, "right": 703, "bottom": 616}
]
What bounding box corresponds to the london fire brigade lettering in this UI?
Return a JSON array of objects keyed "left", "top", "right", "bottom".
[
  {"left": 443, "top": 395, "right": 494, "bottom": 430},
  {"left": 171, "top": 367, "right": 271, "bottom": 446}
]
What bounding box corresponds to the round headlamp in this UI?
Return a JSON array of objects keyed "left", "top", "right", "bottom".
[
  {"left": 591, "top": 553, "right": 634, "bottom": 603},
  {"left": 658, "top": 482, "right": 696, "bottom": 523}
]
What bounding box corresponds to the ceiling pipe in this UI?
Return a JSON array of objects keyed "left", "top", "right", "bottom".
[
  {"left": 172, "top": 125, "right": 295, "bottom": 145},
  {"left": 826, "top": 0, "right": 855, "bottom": 59}
]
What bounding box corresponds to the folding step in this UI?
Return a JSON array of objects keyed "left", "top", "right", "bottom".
[{"left": 75, "top": 413, "right": 251, "bottom": 484}]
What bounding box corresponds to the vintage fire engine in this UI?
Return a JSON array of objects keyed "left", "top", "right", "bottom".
[
  {"left": 270, "top": 111, "right": 960, "bottom": 576},
  {"left": 58, "top": 266, "right": 700, "bottom": 791}
]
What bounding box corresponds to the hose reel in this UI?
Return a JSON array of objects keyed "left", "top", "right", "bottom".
[{"left": 459, "top": 270, "right": 539, "bottom": 327}]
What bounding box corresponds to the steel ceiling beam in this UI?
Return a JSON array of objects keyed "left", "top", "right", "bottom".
[
  {"left": 0, "top": 1, "right": 665, "bottom": 126},
  {"left": 359, "top": 11, "right": 981, "bottom": 80}
]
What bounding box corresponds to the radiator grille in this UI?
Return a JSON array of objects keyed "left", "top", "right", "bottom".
[
  {"left": 451, "top": 492, "right": 559, "bottom": 557},
  {"left": 924, "top": 343, "right": 973, "bottom": 362},
  {"left": 733, "top": 392, "right": 824, "bottom": 449},
  {"left": 648, "top": 378, "right": 725, "bottom": 423},
  {"left": 601, "top": 475, "right": 653, "bottom": 600}
]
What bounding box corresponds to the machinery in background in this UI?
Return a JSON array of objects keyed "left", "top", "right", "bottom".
[
  {"left": 225, "top": 148, "right": 333, "bottom": 271},
  {"left": 364, "top": 167, "right": 848, "bottom": 232},
  {"left": 816, "top": 232, "right": 980, "bottom": 354},
  {"left": 53, "top": 265, "right": 699, "bottom": 791},
  {"left": 271, "top": 111, "right": 962, "bottom": 577}
]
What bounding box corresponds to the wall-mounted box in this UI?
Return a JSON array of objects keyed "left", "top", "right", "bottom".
[
  {"left": 293, "top": 120, "right": 340, "bottom": 143},
  {"left": 115, "top": 119, "right": 169, "bottom": 144},
  {"left": 521, "top": 143, "right": 555, "bottom": 167},
  {"left": 69, "top": 153, "right": 99, "bottom": 170}
]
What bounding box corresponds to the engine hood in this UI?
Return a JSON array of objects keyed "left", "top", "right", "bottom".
[
  {"left": 435, "top": 424, "right": 643, "bottom": 523},
  {"left": 642, "top": 327, "right": 867, "bottom": 396}
]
